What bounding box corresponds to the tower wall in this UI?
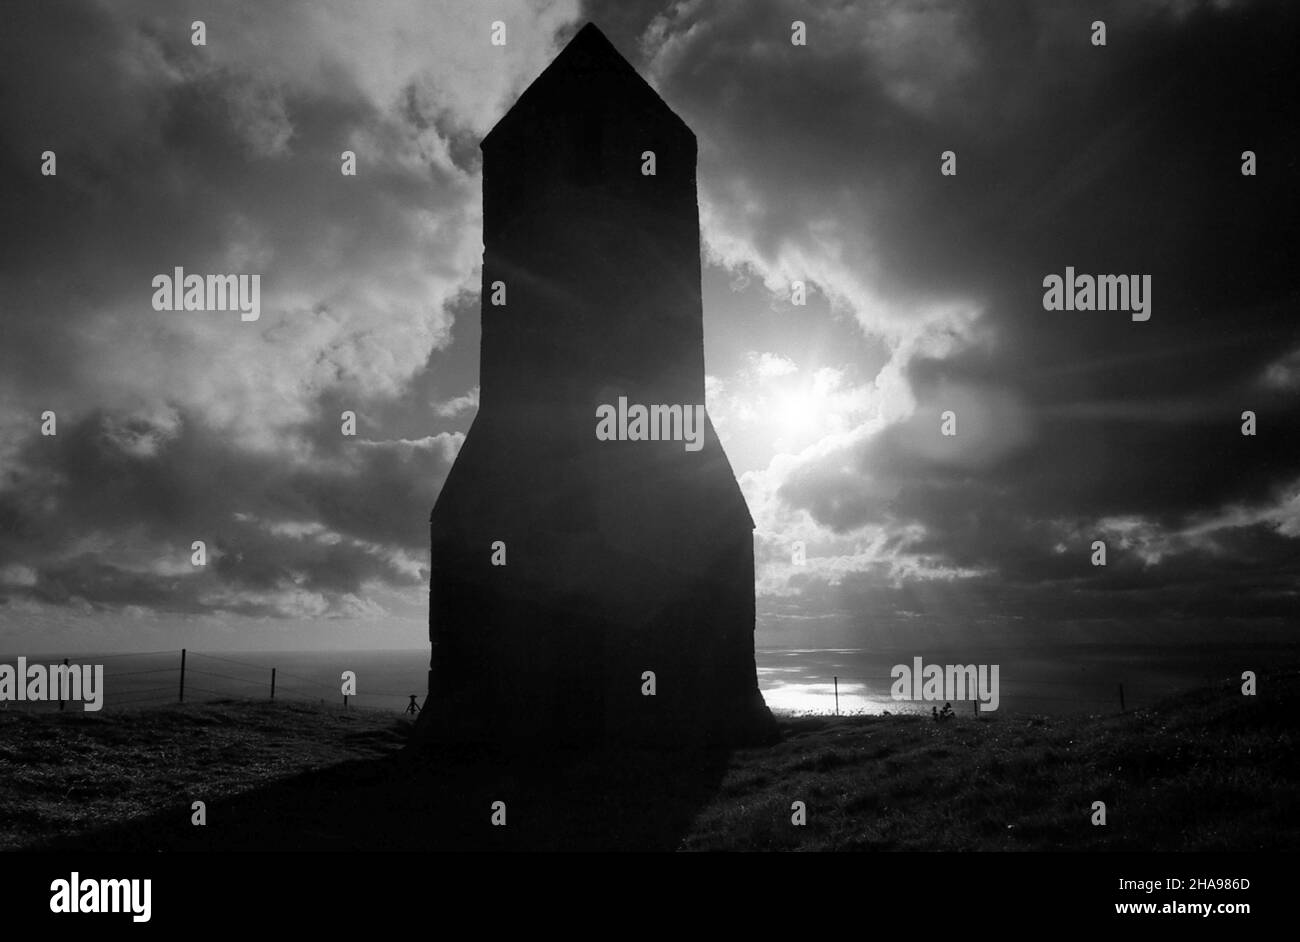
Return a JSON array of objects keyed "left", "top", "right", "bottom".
[{"left": 418, "top": 24, "right": 775, "bottom": 746}]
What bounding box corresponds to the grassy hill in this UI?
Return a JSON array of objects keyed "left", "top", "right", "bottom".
[{"left": 3, "top": 667, "right": 1295, "bottom": 851}]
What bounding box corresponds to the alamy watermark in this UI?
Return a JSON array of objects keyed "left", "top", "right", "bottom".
[
  {"left": 0, "top": 657, "right": 104, "bottom": 711},
  {"left": 891, "top": 657, "right": 1000, "bottom": 712},
  {"left": 595, "top": 396, "right": 705, "bottom": 452},
  {"left": 1042, "top": 267, "right": 1150, "bottom": 322},
  {"left": 151, "top": 267, "right": 261, "bottom": 322},
  {"left": 50, "top": 872, "right": 150, "bottom": 922}
]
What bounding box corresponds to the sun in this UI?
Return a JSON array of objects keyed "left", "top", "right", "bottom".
[
  {"left": 773, "top": 387, "right": 817, "bottom": 431},
  {"left": 768, "top": 383, "right": 826, "bottom": 447}
]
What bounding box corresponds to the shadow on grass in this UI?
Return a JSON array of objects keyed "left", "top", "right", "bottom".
[{"left": 27, "top": 735, "right": 733, "bottom": 852}]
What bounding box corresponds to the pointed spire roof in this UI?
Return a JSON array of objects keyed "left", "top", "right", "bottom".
[{"left": 481, "top": 22, "right": 692, "bottom": 150}]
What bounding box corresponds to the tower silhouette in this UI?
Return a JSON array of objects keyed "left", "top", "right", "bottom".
[{"left": 418, "top": 23, "right": 775, "bottom": 745}]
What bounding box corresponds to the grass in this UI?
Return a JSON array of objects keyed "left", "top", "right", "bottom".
[
  {"left": 0, "top": 700, "right": 406, "bottom": 851},
  {"left": 683, "top": 668, "right": 1296, "bottom": 851},
  {"left": 2, "top": 667, "right": 1295, "bottom": 851}
]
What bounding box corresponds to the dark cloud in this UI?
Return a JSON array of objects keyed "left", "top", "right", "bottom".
[
  {"left": 636, "top": 0, "right": 1300, "bottom": 642},
  {"left": 0, "top": 0, "right": 582, "bottom": 639},
  {"left": 0, "top": 407, "right": 455, "bottom": 617}
]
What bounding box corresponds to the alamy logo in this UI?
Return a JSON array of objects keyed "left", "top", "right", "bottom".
[
  {"left": 151, "top": 267, "right": 261, "bottom": 321},
  {"left": 595, "top": 396, "right": 705, "bottom": 452},
  {"left": 50, "top": 872, "right": 151, "bottom": 922},
  {"left": 0, "top": 657, "right": 104, "bottom": 711},
  {"left": 1042, "top": 267, "right": 1151, "bottom": 321},
  {"left": 890, "top": 657, "right": 1000, "bottom": 712}
]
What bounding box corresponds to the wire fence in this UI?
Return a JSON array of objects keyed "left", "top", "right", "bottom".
[
  {"left": 1, "top": 650, "right": 1250, "bottom": 717},
  {"left": 0, "top": 649, "right": 426, "bottom": 715}
]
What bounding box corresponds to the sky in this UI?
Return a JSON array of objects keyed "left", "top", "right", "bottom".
[{"left": 0, "top": 0, "right": 1297, "bottom": 653}]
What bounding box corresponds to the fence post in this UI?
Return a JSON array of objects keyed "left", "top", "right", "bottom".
[
  {"left": 1118, "top": 682, "right": 1125, "bottom": 713},
  {"left": 833, "top": 676, "right": 839, "bottom": 716},
  {"left": 270, "top": 668, "right": 276, "bottom": 700},
  {"left": 972, "top": 697, "right": 978, "bottom": 716},
  {"left": 343, "top": 693, "right": 348, "bottom": 710},
  {"left": 179, "top": 649, "right": 186, "bottom": 703},
  {"left": 59, "top": 657, "right": 69, "bottom": 711}
]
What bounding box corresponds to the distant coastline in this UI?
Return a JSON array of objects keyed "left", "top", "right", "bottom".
[{"left": 1, "top": 640, "right": 1292, "bottom": 718}]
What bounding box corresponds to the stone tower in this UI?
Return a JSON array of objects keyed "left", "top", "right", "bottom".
[{"left": 418, "top": 23, "right": 775, "bottom": 745}]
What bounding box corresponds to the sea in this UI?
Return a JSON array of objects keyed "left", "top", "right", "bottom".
[{"left": 2, "top": 641, "right": 1291, "bottom": 717}]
